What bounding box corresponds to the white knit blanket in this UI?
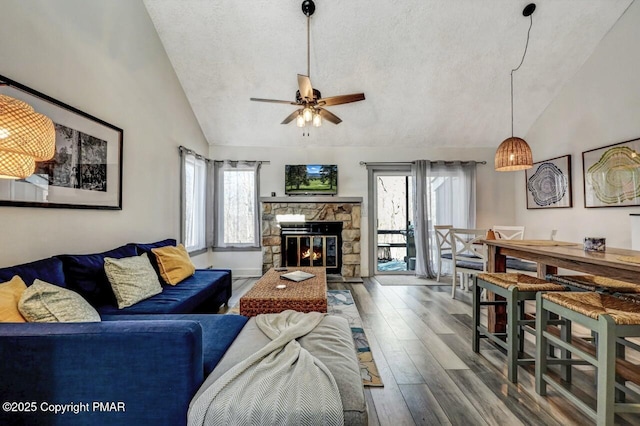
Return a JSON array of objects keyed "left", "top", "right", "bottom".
[{"left": 188, "top": 310, "right": 344, "bottom": 426}]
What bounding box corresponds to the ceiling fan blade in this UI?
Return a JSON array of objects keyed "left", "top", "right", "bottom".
[
  {"left": 317, "top": 93, "right": 365, "bottom": 106},
  {"left": 297, "top": 74, "right": 314, "bottom": 101},
  {"left": 318, "top": 108, "right": 342, "bottom": 125},
  {"left": 250, "top": 97, "right": 298, "bottom": 105},
  {"left": 281, "top": 109, "right": 303, "bottom": 125}
]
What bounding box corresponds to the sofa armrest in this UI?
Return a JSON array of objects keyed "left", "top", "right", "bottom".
[{"left": 0, "top": 320, "right": 204, "bottom": 426}]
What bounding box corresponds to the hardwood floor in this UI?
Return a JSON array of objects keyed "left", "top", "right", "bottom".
[{"left": 226, "top": 276, "right": 639, "bottom": 425}]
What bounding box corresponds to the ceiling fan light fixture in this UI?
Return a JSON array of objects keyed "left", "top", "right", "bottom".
[
  {"left": 303, "top": 107, "right": 314, "bottom": 122},
  {"left": 249, "top": 0, "right": 365, "bottom": 128},
  {"left": 313, "top": 112, "right": 322, "bottom": 127},
  {"left": 296, "top": 113, "right": 306, "bottom": 128}
]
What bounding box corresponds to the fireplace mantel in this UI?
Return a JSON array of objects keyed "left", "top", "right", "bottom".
[{"left": 260, "top": 196, "right": 362, "bottom": 204}]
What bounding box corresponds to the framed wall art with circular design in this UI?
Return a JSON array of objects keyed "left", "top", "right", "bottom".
[
  {"left": 583, "top": 138, "right": 640, "bottom": 208},
  {"left": 525, "top": 154, "right": 572, "bottom": 209}
]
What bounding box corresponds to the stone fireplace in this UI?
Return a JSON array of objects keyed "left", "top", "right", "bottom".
[{"left": 261, "top": 197, "right": 362, "bottom": 278}]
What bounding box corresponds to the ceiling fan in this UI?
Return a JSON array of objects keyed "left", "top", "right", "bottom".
[{"left": 250, "top": 0, "right": 365, "bottom": 128}]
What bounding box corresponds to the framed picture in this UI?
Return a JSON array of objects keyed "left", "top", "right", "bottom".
[
  {"left": 0, "top": 74, "right": 122, "bottom": 209},
  {"left": 525, "top": 155, "right": 572, "bottom": 209},
  {"left": 583, "top": 137, "right": 640, "bottom": 208}
]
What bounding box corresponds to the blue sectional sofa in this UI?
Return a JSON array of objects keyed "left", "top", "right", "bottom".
[{"left": 0, "top": 240, "right": 247, "bottom": 426}]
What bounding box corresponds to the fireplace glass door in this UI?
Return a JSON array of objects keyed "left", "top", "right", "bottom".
[{"left": 285, "top": 235, "right": 337, "bottom": 268}]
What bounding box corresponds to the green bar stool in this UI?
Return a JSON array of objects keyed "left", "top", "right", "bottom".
[
  {"left": 536, "top": 292, "right": 640, "bottom": 426},
  {"left": 473, "top": 273, "right": 566, "bottom": 383}
]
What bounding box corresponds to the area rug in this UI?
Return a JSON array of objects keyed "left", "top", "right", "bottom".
[
  {"left": 226, "top": 290, "right": 383, "bottom": 387},
  {"left": 373, "top": 274, "right": 443, "bottom": 286},
  {"left": 327, "top": 289, "right": 383, "bottom": 387}
]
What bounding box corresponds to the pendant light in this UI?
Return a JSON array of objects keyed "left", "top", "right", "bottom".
[
  {"left": 495, "top": 3, "right": 536, "bottom": 172},
  {"left": 0, "top": 93, "right": 55, "bottom": 179}
]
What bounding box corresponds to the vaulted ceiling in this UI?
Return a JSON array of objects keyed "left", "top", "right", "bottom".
[{"left": 143, "top": 0, "right": 632, "bottom": 148}]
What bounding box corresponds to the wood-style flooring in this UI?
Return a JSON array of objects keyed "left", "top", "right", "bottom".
[{"left": 225, "top": 276, "right": 640, "bottom": 426}]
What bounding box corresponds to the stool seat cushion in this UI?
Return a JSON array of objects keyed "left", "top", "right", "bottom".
[
  {"left": 546, "top": 274, "right": 640, "bottom": 293},
  {"left": 477, "top": 273, "right": 565, "bottom": 292},
  {"left": 543, "top": 292, "right": 640, "bottom": 325}
]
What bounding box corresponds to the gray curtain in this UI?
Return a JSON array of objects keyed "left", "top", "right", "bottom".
[
  {"left": 179, "top": 149, "right": 187, "bottom": 245},
  {"left": 412, "top": 160, "right": 435, "bottom": 278},
  {"left": 412, "top": 160, "right": 477, "bottom": 278},
  {"left": 205, "top": 160, "right": 215, "bottom": 248}
]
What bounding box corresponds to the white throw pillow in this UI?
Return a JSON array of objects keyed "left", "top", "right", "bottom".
[
  {"left": 104, "top": 253, "right": 163, "bottom": 309},
  {"left": 18, "top": 280, "right": 101, "bottom": 322}
]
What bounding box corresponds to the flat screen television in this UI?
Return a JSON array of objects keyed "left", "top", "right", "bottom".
[{"left": 285, "top": 164, "right": 338, "bottom": 195}]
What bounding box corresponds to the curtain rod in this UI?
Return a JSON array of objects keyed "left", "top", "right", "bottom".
[
  {"left": 179, "top": 145, "right": 211, "bottom": 162},
  {"left": 178, "top": 146, "right": 270, "bottom": 164},
  {"left": 359, "top": 160, "right": 486, "bottom": 166},
  {"left": 212, "top": 160, "right": 270, "bottom": 165}
]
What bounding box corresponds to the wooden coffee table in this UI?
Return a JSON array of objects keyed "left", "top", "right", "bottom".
[{"left": 240, "top": 267, "right": 327, "bottom": 317}]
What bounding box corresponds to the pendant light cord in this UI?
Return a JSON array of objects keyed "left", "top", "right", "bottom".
[
  {"left": 307, "top": 15, "right": 311, "bottom": 77},
  {"left": 511, "top": 14, "right": 533, "bottom": 137}
]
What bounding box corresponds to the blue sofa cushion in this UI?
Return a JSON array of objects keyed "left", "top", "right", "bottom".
[
  {"left": 96, "top": 269, "right": 230, "bottom": 315},
  {"left": 57, "top": 244, "right": 138, "bottom": 306},
  {"left": 102, "top": 314, "right": 248, "bottom": 375},
  {"left": 0, "top": 257, "right": 66, "bottom": 287},
  {"left": 134, "top": 238, "right": 177, "bottom": 255},
  {"left": 133, "top": 238, "right": 177, "bottom": 279}
]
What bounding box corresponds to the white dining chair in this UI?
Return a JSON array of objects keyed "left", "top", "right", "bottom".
[
  {"left": 433, "top": 225, "right": 453, "bottom": 282},
  {"left": 492, "top": 225, "right": 525, "bottom": 240},
  {"left": 449, "top": 228, "right": 488, "bottom": 298}
]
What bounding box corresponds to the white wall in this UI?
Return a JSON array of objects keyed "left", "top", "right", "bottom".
[
  {"left": 516, "top": 1, "right": 640, "bottom": 248},
  {"left": 210, "top": 145, "right": 516, "bottom": 276},
  {"left": 0, "top": 1, "right": 210, "bottom": 268}
]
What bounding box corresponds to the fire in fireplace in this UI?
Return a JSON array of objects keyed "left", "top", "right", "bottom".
[
  {"left": 301, "top": 247, "right": 322, "bottom": 261},
  {"left": 280, "top": 222, "right": 343, "bottom": 274}
]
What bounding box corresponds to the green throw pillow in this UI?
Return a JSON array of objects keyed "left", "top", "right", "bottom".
[
  {"left": 104, "top": 253, "right": 162, "bottom": 309},
  {"left": 18, "top": 279, "right": 101, "bottom": 322}
]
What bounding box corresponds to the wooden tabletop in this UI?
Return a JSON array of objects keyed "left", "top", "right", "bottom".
[{"left": 484, "top": 239, "right": 640, "bottom": 282}]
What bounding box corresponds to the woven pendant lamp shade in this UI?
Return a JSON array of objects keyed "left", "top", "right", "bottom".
[
  {"left": 0, "top": 151, "right": 36, "bottom": 179},
  {"left": 0, "top": 94, "right": 55, "bottom": 179},
  {"left": 495, "top": 137, "right": 533, "bottom": 171}
]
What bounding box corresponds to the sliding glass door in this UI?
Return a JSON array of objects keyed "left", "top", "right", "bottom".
[
  {"left": 372, "top": 168, "right": 414, "bottom": 274},
  {"left": 368, "top": 161, "right": 476, "bottom": 277}
]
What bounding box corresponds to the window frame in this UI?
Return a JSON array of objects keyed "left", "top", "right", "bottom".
[{"left": 213, "top": 161, "right": 261, "bottom": 250}]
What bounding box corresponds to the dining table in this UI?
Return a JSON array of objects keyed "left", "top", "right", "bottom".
[{"left": 484, "top": 239, "right": 640, "bottom": 333}]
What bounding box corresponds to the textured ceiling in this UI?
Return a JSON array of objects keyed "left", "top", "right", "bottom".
[{"left": 143, "top": 0, "right": 632, "bottom": 148}]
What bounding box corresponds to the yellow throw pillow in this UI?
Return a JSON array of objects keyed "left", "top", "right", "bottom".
[
  {"left": 151, "top": 244, "right": 196, "bottom": 285},
  {"left": 0, "top": 276, "right": 28, "bottom": 322}
]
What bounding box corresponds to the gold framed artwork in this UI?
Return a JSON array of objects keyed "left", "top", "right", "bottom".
[{"left": 583, "top": 138, "right": 640, "bottom": 208}]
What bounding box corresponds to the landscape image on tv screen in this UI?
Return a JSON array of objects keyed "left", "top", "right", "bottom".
[{"left": 285, "top": 164, "right": 338, "bottom": 195}]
